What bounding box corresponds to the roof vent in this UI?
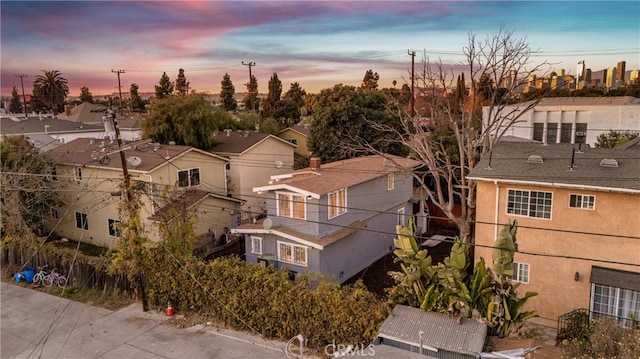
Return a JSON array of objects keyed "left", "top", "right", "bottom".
[
  {"left": 600, "top": 158, "right": 619, "bottom": 168},
  {"left": 527, "top": 155, "right": 544, "bottom": 163}
]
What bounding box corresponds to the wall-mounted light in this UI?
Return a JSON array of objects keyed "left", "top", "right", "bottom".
[{"left": 574, "top": 272, "right": 580, "bottom": 281}]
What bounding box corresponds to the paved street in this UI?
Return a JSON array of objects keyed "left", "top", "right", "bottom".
[{"left": 0, "top": 282, "right": 291, "bottom": 359}]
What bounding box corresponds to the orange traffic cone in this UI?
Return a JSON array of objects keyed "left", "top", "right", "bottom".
[{"left": 166, "top": 305, "right": 174, "bottom": 316}]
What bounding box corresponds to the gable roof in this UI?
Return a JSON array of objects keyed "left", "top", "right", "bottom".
[
  {"left": 148, "top": 188, "right": 242, "bottom": 222},
  {"left": 0, "top": 116, "right": 103, "bottom": 136},
  {"left": 46, "top": 138, "right": 228, "bottom": 173},
  {"left": 209, "top": 130, "right": 294, "bottom": 155},
  {"left": 255, "top": 155, "right": 421, "bottom": 198},
  {"left": 58, "top": 102, "right": 108, "bottom": 123},
  {"left": 279, "top": 124, "right": 311, "bottom": 137},
  {"left": 377, "top": 305, "right": 486, "bottom": 356},
  {"left": 468, "top": 141, "right": 640, "bottom": 192}
]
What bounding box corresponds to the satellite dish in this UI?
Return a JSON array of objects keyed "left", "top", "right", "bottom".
[
  {"left": 127, "top": 156, "right": 142, "bottom": 167},
  {"left": 262, "top": 218, "right": 273, "bottom": 230},
  {"left": 275, "top": 160, "right": 283, "bottom": 169}
]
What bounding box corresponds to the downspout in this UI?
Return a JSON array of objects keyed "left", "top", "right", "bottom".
[
  {"left": 145, "top": 173, "right": 155, "bottom": 215},
  {"left": 494, "top": 180, "right": 500, "bottom": 240}
]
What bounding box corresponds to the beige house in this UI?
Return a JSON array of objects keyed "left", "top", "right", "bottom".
[
  {"left": 45, "top": 138, "right": 242, "bottom": 247},
  {"left": 209, "top": 130, "right": 295, "bottom": 223},
  {"left": 468, "top": 141, "right": 640, "bottom": 330},
  {"left": 277, "top": 125, "right": 311, "bottom": 157}
]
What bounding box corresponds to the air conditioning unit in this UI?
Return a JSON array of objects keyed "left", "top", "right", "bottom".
[{"left": 575, "top": 131, "right": 585, "bottom": 137}]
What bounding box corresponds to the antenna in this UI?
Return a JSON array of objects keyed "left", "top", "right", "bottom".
[{"left": 275, "top": 160, "right": 283, "bottom": 169}]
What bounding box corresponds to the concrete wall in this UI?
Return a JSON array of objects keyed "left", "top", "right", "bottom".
[{"left": 474, "top": 180, "right": 640, "bottom": 328}]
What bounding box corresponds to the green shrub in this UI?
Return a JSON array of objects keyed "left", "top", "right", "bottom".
[{"left": 561, "top": 317, "right": 640, "bottom": 359}]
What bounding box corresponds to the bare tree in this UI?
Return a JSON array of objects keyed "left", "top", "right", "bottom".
[{"left": 365, "top": 28, "right": 550, "bottom": 240}]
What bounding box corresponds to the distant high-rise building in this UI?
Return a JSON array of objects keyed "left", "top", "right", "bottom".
[
  {"left": 616, "top": 61, "right": 626, "bottom": 82},
  {"left": 606, "top": 67, "right": 615, "bottom": 88},
  {"left": 631, "top": 70, "right": 639, "bottom": 83},
  {"left": 584, "top": 69, "right": 592, "bottom": 86}
]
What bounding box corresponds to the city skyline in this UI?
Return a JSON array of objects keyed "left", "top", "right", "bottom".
[{"left": 1, "top": 1, "right": 639, "bottom": 98}]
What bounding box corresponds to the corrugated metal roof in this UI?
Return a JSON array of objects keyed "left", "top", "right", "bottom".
[{"left": 378, "top": 305, "right": 487, "bottom": 357}]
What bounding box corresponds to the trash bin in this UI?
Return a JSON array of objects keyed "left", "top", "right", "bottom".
[{"left": 23, "top": 267, "right": 35, "bottom": 283}]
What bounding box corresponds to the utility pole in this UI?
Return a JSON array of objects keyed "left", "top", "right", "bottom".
[
  {"left": 107, "top": 102, "right": 149, "bottom": 312},
  {"left": 408, "top": 51, "right": 416, "bottom": 119},
  {"left": 242, "top": 61, "right": 256, "bottom": 111},
  {"left": 112, "top": 69, "right": 125, "bottom": 116},
  {"left": 15, "top": 74, "right": 29, "bottom": 118}
]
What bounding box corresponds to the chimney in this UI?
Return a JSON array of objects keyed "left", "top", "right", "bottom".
[{"left": 310, "top": 157, "right": 321, "bottom": 170}]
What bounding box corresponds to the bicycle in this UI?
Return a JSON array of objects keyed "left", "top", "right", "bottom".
[
  {"left": 43, "top": 268, "right": 68, "bottom": 288},
  {"left": 32, "top": 265, "right": 50, "bottom": 286}
]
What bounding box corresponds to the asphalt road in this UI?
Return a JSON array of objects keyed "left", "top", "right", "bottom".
[{"left": 0, "top": 282, "right": 292, "bottom": 359}]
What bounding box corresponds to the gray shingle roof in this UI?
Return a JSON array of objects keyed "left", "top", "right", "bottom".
[
  {"left": 209, "top": 130, "right": 273, "bottom": 154},
  {"left": 1, "top": 116, "right": 103, "bottom": 135},
  {"left": 468, "top": 141, "right": 640, "bottom": 192}
]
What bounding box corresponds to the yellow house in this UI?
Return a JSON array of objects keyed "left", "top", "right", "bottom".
[
  {"left": 468, "top": 140, "right": 640, "bottom": 330},
  {"left": 45, "top": 138, "right": 242, "bottom": 248},
  {"left": 277, "top": 125, "right": 311, "bottom": 157}
]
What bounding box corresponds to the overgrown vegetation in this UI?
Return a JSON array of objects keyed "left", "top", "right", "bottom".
[
  {"left": 561, "top": 317, "right": 640, "bottom": 359},
  {"left": 388, "top": 218, "right": 538, "bottom": 337}
]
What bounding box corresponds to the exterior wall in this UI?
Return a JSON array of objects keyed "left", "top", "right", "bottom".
[
  {"left": 483, "top": 103, "right": 640, "bottom": 146},
  {"left": 47, "top": 151, "right": 231, "bottom": 248},
  {"left": 278, "top": 129, "right": 310, "bottom": 157},
  {"left": 226, "top": 139, "right": 294, "bottom": 222},
  {"left": 474, "top": 181, "right": 640, "bottom": 328}
]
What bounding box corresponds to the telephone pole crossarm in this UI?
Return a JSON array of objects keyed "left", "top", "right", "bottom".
[{"left": 242, "top": 61, "right": 256, "bottom": 111}]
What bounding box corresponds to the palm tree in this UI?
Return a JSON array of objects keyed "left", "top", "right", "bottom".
[{"left": 33, "top": 70, "right": 69, "bottom": 114}]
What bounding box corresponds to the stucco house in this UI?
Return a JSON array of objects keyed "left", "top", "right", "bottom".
[
  {"left": 483, "top": 96, "right": 640, "bottom": 146},
  {"left": 231, "top": 155, "right": 421, "bottom": 283},
  {"left": 209, "top": 130, "right": 296, "bottom": 223},
  {"left": 468, "top": 141, "right": 640, "bottom": 330},
  {"left": 277, "top": 124, "right": 311, "bottom": 157},
  {"left": 44, "top": 138, "right": 242, "bottom": 248}
]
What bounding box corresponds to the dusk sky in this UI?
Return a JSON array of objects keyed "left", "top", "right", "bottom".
[{"left": 1, "top": 1, "right": 639, "bottom": 98}]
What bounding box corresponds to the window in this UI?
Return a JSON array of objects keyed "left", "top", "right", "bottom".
[
  {"left": 51, "top": 208, "right": 58, "bottom": 220},
  {"left": 178, "top": 168, "right": 200, "bottom": 187},
  {"left": 251, "top": 236, "right": 262, "bottom": 255},
  {"left": 592, "top": 284, "right": 640, "bottom": 326},
  {"left": 513, "top": 262, "right": 530, "bottom": 283},
  {"left": 277, "top": 241, "right": 307, "bottom": 266},
  {"left": 560, "top": 123, "right": 572, "bottom": 143},
  {"left": 388, "top": 173, "right": 395, "bottom": 191},
  {"left": 285, "top": 138, "right": 298, "bottom": 146},
  {"left": 575, "top": 123, "right": 587, "bottom": 144},
  {"left": 546, "top": 123, "right": 558, "bottom": 144},
  {"left": 397, "top": 207, "right": 406, "bottom": 226},
  {"left": 75, "top": 212, "right": 88, "bottom": 230},
  {"left": 569, "top": 194, "right": 595, "bottom": 210},
  {"left": 108, "top": 219, "right": 121, "bottom": 237},
  {"left": 50, "top": 166, "right": 57, "bottom": 181},
  {"left": 75, "top": 167, "right": 82, "bottom": 181},
  {"left": 533, "top": 123, "right": 544, "bottom": 142},
  {"left": 507, "top": 189, "right": 552, "bottom": 219},
  {"left": 277, "top": 193, "right": 306, "bottom": 219},
  {"left": 328, "top": 188, "right": 347, "bottom": 219}
]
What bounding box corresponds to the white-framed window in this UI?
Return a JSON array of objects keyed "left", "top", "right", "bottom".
[
  {"left": 75, "top": 212, "right": 88, "bottom": 230},
  {"left": 178, "top": 168, "right": 200, "bottom": 187},
  {"left": 251, "top": 236, "right": 263, "bottom": 255},
  {"left": 507, "top": 189, "right": 552, "bottom": 219},
  {"left": 277, "top": 192, "right": 306, "bottom": 219},
  {"left": 51, "top": 208, "right": 58, "bottom": 220},
  {"left": 397, "top": 207, "right": 406, "bottom": 226},
  {"left": 328, "top": 188, "right": 347, "bottom": 219},
  {"left": 569, "top": 194, "right": 595, "bottom": 210},
  {"left": 277, "top": 241, "right": 307, "bottom": 266},
  {"left": 592, "top": 284, "right": 640, "bottom": 326},
  {"left": 513, "top": 262, "right": 530, "bottom": 283},
  {"left": 75, "top": 166, "right": 83, "bottom": 181},
  {"left": 388, "top": 173, "right": 395, "bottom": 191},
  {"left": 108, "top": 218, "right": 121, "bottom": 237}
]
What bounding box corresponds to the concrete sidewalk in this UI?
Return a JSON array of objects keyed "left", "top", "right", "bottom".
[{"left": 0, "top": 282, "right": 290, "bottom": 359}]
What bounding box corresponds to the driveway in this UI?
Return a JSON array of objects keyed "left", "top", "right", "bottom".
[{"left": 0, "top": 282, "right": 291, "bottom": 359}]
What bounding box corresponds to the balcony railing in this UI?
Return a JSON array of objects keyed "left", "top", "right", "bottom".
[{"left": 557, "top": 308, "right": 640, "bottom": 340}]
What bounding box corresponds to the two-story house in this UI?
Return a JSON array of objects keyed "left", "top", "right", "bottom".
[
  {"left": 277, "top": 124, "right": 311, "bottom": 157},
  {"left": 45, "top": 138, "right": 242, "bottom": 247},
  {"left": 209, "top": 130, "right": 296, "bottom": 223},
  {"left": 468, "top": 141, "right": 640, "bottom": 330},
  {"left": 483, "top": 96, "right": 640, "bottom": 147},
  {"left": 231, "top": 155, "right": 421, "bottom": 283}
]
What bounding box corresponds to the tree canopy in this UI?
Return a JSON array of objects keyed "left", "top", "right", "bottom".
[
  {"left": 9, "top": 86, "right": 23, "bottom": 114},
  {"left": 220, "top": 73, "right": 237, "bottom": 112},
  {"left": 361, "top": 69, "right": 380, "bottom": 91},
  {"left": 32, "top": 70, "right": 69, "bottom": 114},
  {"left": 243, "top": 75, "right": 258, "bottom": 112},
  {"left": 142, "top": 93, "right": 216, "bottom": 149},
  {"left": 129, "top": 83, "right": 145, "bottom": 111},
  {"left": 154, "top": 72, "right": 174, "bottom": 99},
  {"left": 262, "top": 73, "right": 282, "bottom": 119},
  {"left": 308, "top": 84, "right": 408, "bottom": 162},
  {"left": 175, "top": 68, "right": 190, "bottom": 95},
  {"left": 79, "top": 86, "right": 93, "bottom": 103}
]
